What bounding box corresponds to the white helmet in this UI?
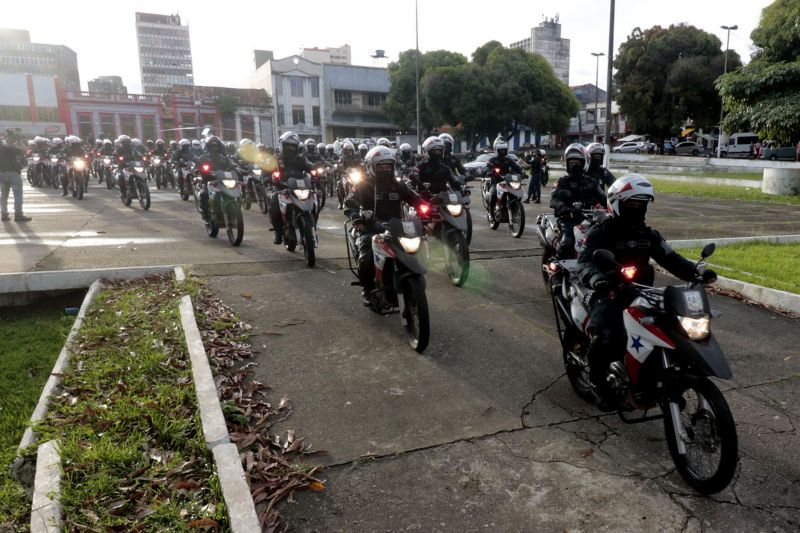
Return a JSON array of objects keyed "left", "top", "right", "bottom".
[
  {"left": 493, "top": 137, "right": 508, "bottom": 154},
  {"left": 132, "top": 138, "right": 143, "bottom": 147},
  {"left": 103, "top": 139, "right": 112, "bottom": 146},
  {"left": 586, "top": 142, "right": 605, "bottom": 157},
  {"left": 365, "top": 146, "right": 395, "bottom": 177},
  {"left": 357, "top": 143, "right": 368, "bottom": 155},
  {"left": 399, "top": 143, "right": 412, "bottom": 152},
  {"left": 376, "top": 137, "right": 390, "bottom": 148},
  {"left": 439, "top": 133, "right": 455, "bottom": 149},
  {"left": 422, "top": 136, "right": 444, "bottom": 158},
  {"left": 239, "top": 138, "right": 254, "bottom": 148},
  {"left": 342, "top": 140, "right": 355, "bottom": 154},
  {"left": 179, "top": 138, "right": 190, "bottom": 147},
  {"left": 607, "top": 174, "right": 655, "bottom": 219}
]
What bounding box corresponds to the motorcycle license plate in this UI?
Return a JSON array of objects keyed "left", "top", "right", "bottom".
[
  {"left": 224, "top": 171, "right": 233, "bottom": 179},
  {"left": 402, "top": 221, "right": 416, "bottom": 236},
  {"left": 449, "top": 193, "right": 458, "bottom": 203}
]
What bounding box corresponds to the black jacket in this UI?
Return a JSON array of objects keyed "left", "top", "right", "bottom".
[
  {"left": 277, "top": 153, "right": 313, "bottom": 177},
  {"left": 578, "top": 217, "right": 697, "bottom": 290},
  {"left": 588, "top": 166, "right": 616, "bottom": 190},
  {"left": 550, "top": 174, "right": 606, "bottom": 217},
  {"left": 0, "top": 142, "right": 23, "bottom": 173},
  {"left": 339, "top": 153, "right": 363, "bottom": 171},
  {"left": 411, "top": 159, "right": 462, "bottom": 193},
  {"left": 487, "top": 155, "right": 522, "bottom": 182},
  {"left": 345, "top": 175, "right": 423, "bottom": 223},
  {"left": 442, "top": 154, "right": 465, "bottom": 176},
  {"left": 171, "top": 147, "right": 197, "bottom": 165},
  {"left": 197, "top": 153, "right": 238, "bottom": 172}
]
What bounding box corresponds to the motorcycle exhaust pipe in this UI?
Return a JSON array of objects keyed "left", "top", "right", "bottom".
[{"left": 536, "top": 225, "right": 548, "bottom": 248}]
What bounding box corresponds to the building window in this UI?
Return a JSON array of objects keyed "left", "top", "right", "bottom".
[
  {"left": 600, "top": 109, "right": 606, "bottom": 119},
  {"left": 312, "top": 106, "right": 320, "bottom": 127},
  {"left": 334, "top": 90, "right": 352, "bottom": 105},
  {"left": 277, "top": 105, "right": 285, "bottom": 127},
  {"left": 36, "top": 107, "right": 58, "bottom": 122},
  {"left": 221, "top": 114, "right": 236, "bottom": 140},
  {"left": 274, "top": 76, "right": 282, "bottom": 96},
  {"left": 289, "top": 77, "right": 304, "bottom": 97},
  {"left": 142, "top": 116, "right": 156, "bottom": 141},
  {"left": 181, "top": 113, "right": 196, "bottom": 138},
  {"left": 201, "top": 114, "right": 216, "bottom": 133},
  {"left": 310, "top": 78, "right": 319, "bottom": 98},
  {"left": 77, "top": 113, "right": 93, "bottom": 140},
  {"left": 291, "top": 106, "right": 305, "bottom": 126},
  {"left": 0, "top": 106, "right": 31, "bottom": 121},
  {"left": 120, "top": 115, "right": 136, "bottom": 137},
  {"left": 100, "top": 114, "right": 116, "bottom": 139},
  {"left": 240, "top": 115, "right": 255, "bottom": 140},
  {"left": 364, "top": 93, "right": 386, "bottom": 108}
]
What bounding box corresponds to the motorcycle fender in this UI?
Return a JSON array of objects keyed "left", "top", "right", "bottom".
[
  {"left": 394, "top": 266, "right": 426, "bottom": 295},
  {"left": 293, "top": 197, "right": 315, "bottom": 211},
  {"left": 446, "top": 212, "right": 468, "bottom": 232},
  {"left": 394, "top": 247, "right": 427, "bottom": 276},
  {"left": 666, "top": 328, "right": 733, "bottom": 380}
]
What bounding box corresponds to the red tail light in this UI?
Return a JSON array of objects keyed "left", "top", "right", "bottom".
[
  {"left": 200, "top": 163, "right": 212, "bottom": 173},
  {"left": 118, "top": 156, "right": 124, "bottom": 161},
  {"left": 419, "top": 203, "right": 430, "bottom": 215},
  {"left": 310, "top": 169, "right": 317, "bottom": 176},
  {"left": 494, "top": 167, "right": 501, "bottom": 174},
  {"left": 621, "top": 266, "right": 637, "bottom": 280}
]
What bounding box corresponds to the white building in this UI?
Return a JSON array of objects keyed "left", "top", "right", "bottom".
[
  {"left": 301, "top": 45, "right": 351, "bottom": 65},
  {"left": 0, "top": 72, "right": 66, "bottom": 137},
  {"left": 135, "top": 13, "right": 194, "bottom": 95},
  {"left": 510, "top": 17, "right": 570, "bottom": 85}
]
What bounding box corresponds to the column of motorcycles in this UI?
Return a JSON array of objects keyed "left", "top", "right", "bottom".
[{"left": 27, "top": 151, "right": 90, "bottom": 199}]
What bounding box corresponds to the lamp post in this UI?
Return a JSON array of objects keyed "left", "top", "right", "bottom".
[
  {"left": 717, "top": 24, "right": 738, "bottom": 158},
  {"left": 604, "top": 0, "right": 615, "bottom": 164},
  {"left": 415, "top": 0, "right": 421, "bottom": 154},
  {"left": 591, "top": 52, "right": 605, "bottom": 142}
]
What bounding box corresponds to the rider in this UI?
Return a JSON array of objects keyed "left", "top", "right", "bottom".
[
  {"left": 190, "top": 139, "right": 203, "bottom": 158},
  {"left": 549, "top": 143, "right": 606, "bottom": 258},
  {"left": 486, "top": 137, "right": 523, "bottom": 223},
  {"left": 586, "top": 142, "right": 615, "bottom": 192},
  {"left": 344, "top": 146, "right": 426, "bottom": 305},
  {"left": 151, "top": 139, "right": 167, "bottom": 158},
  {"left": 268, "top": 132, "right": 313, "bottom": 244},
  {"left": 304, "top": 139, "right": 324, "bottom": 164},
  {"left": 112, "top": 135, "right": 136, "bottom": 196},
  {"left": 410, "top": 136, "right": 463, "bottom": 194},
  {"left": 577, "top": 174, "right": 717, "bottom": 410},
  {"left": 197, "top": 136, "right": 238, "bottom": 221},
  {"left": 439, "top": 133, "right": 465, "bottom": 179},
  {"left": 336, "top": 140, "right": 364, "bottom": 209},
  {"left": 357, "top": 143, "right": 369, "bottom": 161},
  {"left": 396, "top": 143, "right": 416, "bottom": 168}
]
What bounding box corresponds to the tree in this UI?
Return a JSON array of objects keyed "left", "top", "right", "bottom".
[
  {"left": 717, "top": 0, "right": 800, "bottom": 142},
  {"left": 614, "top": 24, "right": 741, "bottom": 139}
]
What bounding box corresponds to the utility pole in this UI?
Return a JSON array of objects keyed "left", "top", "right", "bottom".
[
  {"left": 604, "top": 0, "right": 615, "bottom": 165},
  {"left": 415, "top": 0, "right": 421, "bottom": 154},
  {"left": 591, "top": 52, "right": 605, "bottom": 143},
  {"left": 717, "top": 24, "right": 738, "bottom": 158}
]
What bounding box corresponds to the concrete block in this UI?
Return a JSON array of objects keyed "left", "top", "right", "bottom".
[
  {"left": 30, "top": 440, "right": 61, "bottom": 533},
  {"left": 716, "top": 276, "right": 800, "bottom": 315},
  {"left": 762, "top": 168, "right": 800, "bottom": 196},
  {"left": 212, "top": 443, "right": 260, "bottom": 533},
  {"left": 669, "top": 234, "right": 800, "bottom": 249},
  {"left": 179, "top": 296, "right": 230, "bottom": 449}
]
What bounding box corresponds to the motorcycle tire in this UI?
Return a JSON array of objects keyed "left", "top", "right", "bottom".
[
  {"left": 465, "top": 209, "right": 473, "bottom": 245},
  {"left": 122, "top": 188, "right": 132, "bottom": 207},
  {"left": 242, "top": 190, "right": 252, "bottom": 211},
  {"left": 206, "top": 221, "right": 219, "bottom": 238},
  {"left": 560, "top": 327, "right": 595, "bottom": 403},
  {"left": 62, "top": 173, "right": 69, "bottom": 196},
  {"left": 509, "top": 201, "right": 525, "bottom": 238},
  {"left": 138, "top": 180, "right": 151, "bottom": 210},
  {"left": 298, "top": 213, "right": 315, "bottom": 267},
  {"left": 317, "top": 184, "right": 327, "bottom": 211},
  {"left": 663, "top": 377, "right": 738, "bottom": 495},
  {"left": 444, "top": 231, "right": 470, "bottom": 287},
  {"left": 256, "top": 186, "right": 268, "bottom": 214},
  {"left": 488, "top": 211, "right": 500, "bottom": 231},
  {"left": 106, "top": 169, "right": 113, "bottom": 189},
  {"left": 53, "top": 169, "right": 61, "bottom": 190},
  {"left": 401, "top": 275, "right": 430, "bottom": 353},
  {"left": 224, "top": 201, "right": 244, "bottom": 247},
  {"left": 180, "top": 179, "right": 190, "bottom": 201},
  {"left": 155, "top": 168, "right": 162, "bottom": 190},
  {"left": 76, "top": 179, "right": 84, "bottom": 200},
  {"left": 284, "top": 227, "right": 297, "bottom": 252},
  {"left": 27, "top": 168, "right": 33, "bottom": 184}
]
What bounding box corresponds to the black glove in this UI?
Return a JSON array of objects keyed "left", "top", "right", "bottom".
[
  {"left": 592, "top": 276, "right": 611, "bottom": 295},
  {"left": 701, "top": 269, "right": 718, "bottom": 284}
]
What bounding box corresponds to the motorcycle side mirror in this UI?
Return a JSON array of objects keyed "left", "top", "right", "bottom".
[
  {"left": 701, "top": 243, "right": 716, "bottom": 259},
  {"left": 592, "top": 249, "right": 617, "bottom": 268}
]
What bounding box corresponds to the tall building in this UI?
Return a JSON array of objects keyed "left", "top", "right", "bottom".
[
  {"left": 301, "top": 45, "right": 351, "bottom": 65},
  {"left": 509, "top": 17, "right": 570, "bottom": 85},
  {"left": 0, "top": 28, "right": 80, "bottom": 91},
  {"left": 135, "top": 13, "right": 194, "bottom": 95},
  {"left": 88, "top": 75, "right": 127, "bottom": 94}
]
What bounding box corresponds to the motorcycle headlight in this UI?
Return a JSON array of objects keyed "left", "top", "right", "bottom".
[
  {"left": 294, "top": 188, "right": 310, "bottom": 200},
  {"left": 349, "top": 170, "right": 362, "bottom": 184},
  {"left": 134, "top": 166, "right": 145, "bottom": 173},
  {"left": 33, "top": 156, "right": 40, "bottom": 162},
  {"left": 399, "top": 236, "right": 421, "bottom": 254},
  {"left": 510, "top": 181, "right": 522, "bottom": 190},
  {"left": 73, "top": 159, "right": 86, "bottom": 170},
  {"left": 446, "top": 204, "right": 463, "bottom": 216},
  {"left": 222, "top": 179, "right": 238, "bottom": 189},
  {"left": 103, "top": 157, "right": 111, "bottom": 164},
  {"left": 153, "top": 157, "right": 161, "bottom": 165},
  {"left": 51, "top": 157, "right": 59, "bottom": 163},
  {"left": 252, "top": 168, "right": 262, "bottom": 176},
  {"left": 678, "top": 315, "right": 710, "bottom": 341}
]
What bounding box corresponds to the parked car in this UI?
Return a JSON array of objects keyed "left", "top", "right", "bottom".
[
  {"left": 673, "top": 141, "right": 705, "bottom": 156},
  {"left": 720, "top": 133, "right": 759, "bottom": 158},
  {"left": 760, "top": 144, "right": 796, "bottom": 161},
  {"left": 463, "top": 152, "right": 523, "bottom": 179},
  {"left": 611, "top": 141, "right": 646, "bottom": 154}
]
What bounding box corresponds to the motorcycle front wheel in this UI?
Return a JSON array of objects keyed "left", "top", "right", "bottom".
[
  {"left": 509, "top": 200, "right": 525, "bottom": 238},
  {"left": 180, "top": 177, "right": 190, "bottom": 201},
  {"left": 663, "top": 377, "right": 738, "bottom": 494},
  {"left": 242, "top": 187, "right": 252, "bottom": 211},
  {"left": 317, "top": 183, "right": 327, "bottom": 210},
  {"left": 298, "top": 213, "right": 315, "bottom": 267},
  {"left": 137, "top": 180, "right": 151, "bottom": 210},
  {"left": 76, "top": 177, "right": 84, "bottom": 200},
  {"left": 256, "top": 185, "right": 268, "bottom": 214},
  {"left": 224, "top": 201, "right": 244, "bottom": 246},
  {"left": 444, "top": 231, "right": 470, "bottom": 287},
  {"left": 401, "top": 275, "right": 430, "bottom": 353},
  {"left": 465, "top": 208, "right": 473, "bottom": 245},
  {"left": 121, "top": 184, "right": 132, "bottom": 207}
]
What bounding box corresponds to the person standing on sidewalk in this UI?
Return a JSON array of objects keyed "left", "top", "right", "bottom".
[
  {"left": 523, "top": 145, "right": 544, "bottom": 203},
  {"left": 0, "top": 134, "right": 31, "bottom": 222}
]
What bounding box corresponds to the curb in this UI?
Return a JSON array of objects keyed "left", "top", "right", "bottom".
[
  {"left": 178, "top": 295, "right": 260, "bottom": 533},
  {"left": 0, "top": 265, "right": 177, "bottom": 295},
  {"left": 668, "top": 234, "right": 800, "bottom": 249},
  {"left": 174, "top": 266, "right": 186, "bottom": 282},
  {"left": 715, "top": 275, "right": 800, "bottom": 316},
  {"left": 644, "top": 174, "right": 762, "bottom": 188},
  {"left": 17, "top": 279, "right": 104, "bottom": 452},
  {"left": 30, "top": 440, "right": 61, "bottom": 533}
]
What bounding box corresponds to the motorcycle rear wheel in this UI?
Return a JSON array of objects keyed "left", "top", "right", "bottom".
[
  {"left": 663, "top": 377, "right": 738, "bottom": 494},
  {"left": 561, "top": 326, "right": 595, "bottom": 403},
  {"left": 138, "top": 180, "right": 151, "bottom": 210},
  {"left": 401, "top": 276, "right": 430, "bottom": 353},
  {"left": 509, "top": 201, "right": 525, "bottom": 238},
  {"left": 299, "top": 214, "right": 315, "bottom": 267},
  {"left": 256, "top": 186, "right": 268, "bottom": 214},
  {"left": 224, "top": 202, "right": 244, "bottom": 246},
  {"left": 445, "top": 231, "right": 470, "bottom": 287}
]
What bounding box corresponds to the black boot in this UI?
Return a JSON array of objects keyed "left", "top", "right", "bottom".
[
  {"left": 360, "top": 289, "right": 371, "bottom": 306},
  {"left": 272, "top": 225, "right": 283, "bottom": 244}
]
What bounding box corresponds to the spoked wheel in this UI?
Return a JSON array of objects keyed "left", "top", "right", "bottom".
[
  {"left": 465, "top": 208, "right": 473, "bottom": 245},
  {"left": 137, "top": 180, "right": 151, "bottom": 210},
  {"left": 444, "top": 231, "right": 470, "bottom": 286},
  {"left": 298, "top": 213, "right": 316, "bottom": 267},
  {"left": 663, "top": 377, "right": 738, "bottom": 494},
  {"left": 401, "top": 275, "right": 430, "bottom": 353},
  {"left": 155, "top": 168, "right": 162, "bottom": 190},
  {"left": 317, "top": 184, "right": 327, "bottom": 210},
  {"left": 509, "top": 200, "right": 525, "bottom": 238},
  {"left": 122, "top": 183, "right": 133, "bottom": 207},
  {"left": 256, "top": 186, "right": 268, "bottom": 214},
  {"left": 560, "top": 327, "right": 595, "bottom": 403},
  {"left": 242, "top": 186, "right": 252, "bottom": 210},
  {"left": 224, "top": 201, "right": 244, "bottom": 246}
]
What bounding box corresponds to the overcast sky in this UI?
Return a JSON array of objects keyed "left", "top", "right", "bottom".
[{"left": 4, "top": 0, "right": 770, "bottom": 94}]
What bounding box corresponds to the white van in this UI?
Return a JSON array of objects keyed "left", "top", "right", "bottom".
[{"left": 721, "top": 133, "right": 759, "bottom": 158}]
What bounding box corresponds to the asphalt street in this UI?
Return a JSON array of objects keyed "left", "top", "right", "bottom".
[{"left": 3, "top": 175, "right": 800, "bottom": 531}]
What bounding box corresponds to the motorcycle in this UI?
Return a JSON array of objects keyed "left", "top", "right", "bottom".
[
  {"left": 550, "top": 243, "right": 738, "bottom": 494},
  {"left": 174, "top": 160, "right": 194, "bottom": 201},
  {"left": 100, "top": 155, "right": 116, "bottom": 189},
  {"left": 151, "top": 155, "right": 172, "bottom": 189},
  {"left": 273, "top": 171, "right": 318, "bottom": 267},
  {"left": 345, "top": 214, "right": 430, "bottom": 352},
  {"left": 193, "top": 162, "right": 244, "bottom": 246},
  {"left": 65, "top": 157, "right": 87, "bottom": 199},
  {"left": 237, "top": 165, "right": 260, "bottom": 211},
  {"left": 482, "top": 171, "right": 525, "bottom": 238},
  {"left": 30, "top": 155, "right": 48, "bottom": 187},
  {"left": 411, "top": 186, "right": 471, "bottom": 287},
  {"left": 49, "top": 155, "right": 64, "bottom": 190},
  {"left": 310, "top": 164, "right": 327, "bottom": 211},
  {"left": 119, "top": 158, "right": 151, "bottom": 210}
]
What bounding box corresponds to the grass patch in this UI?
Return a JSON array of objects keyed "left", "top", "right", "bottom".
[
  {"left": 0, "top": 299, "right": 74, "bottom": 529},
  {"left": 676, "top": 242, "right": 800, "bottom": 294},
  {"left": 34, "top": 276, "right": 228, "bottom": 532},
  {"left": 651, "top": 178, "right": 800, "bottom": 206},
  {"left": 648, "top": 170, "right": 763, "bottom": 180}
]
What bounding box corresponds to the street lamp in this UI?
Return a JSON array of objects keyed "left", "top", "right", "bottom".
[
  {"left": 604, "top": 0, "right": 615, "bottom": 162},
  {"left": 591, "top": 52, "right": 605, "bottom": 142},
  {"left": 717, "top": 24, "right": 738, "bottom": 158},
  {"left": 415, "top": 0, "right": 421, "bottom": 154}
]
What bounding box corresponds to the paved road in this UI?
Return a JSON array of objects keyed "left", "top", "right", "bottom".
[{"left": 4, "top": 176, "right": 800, "bottom": 531}]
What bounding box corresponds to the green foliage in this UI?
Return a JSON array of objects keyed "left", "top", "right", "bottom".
[
  {"left": 717, "top": 1, "right": 800, "bottom": 142},
  {"left": 216, "top": 94, "right": 238, "bottom": 116},
  {"left": 614, "top": 24, "right": 740, "bottom": 139}
]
